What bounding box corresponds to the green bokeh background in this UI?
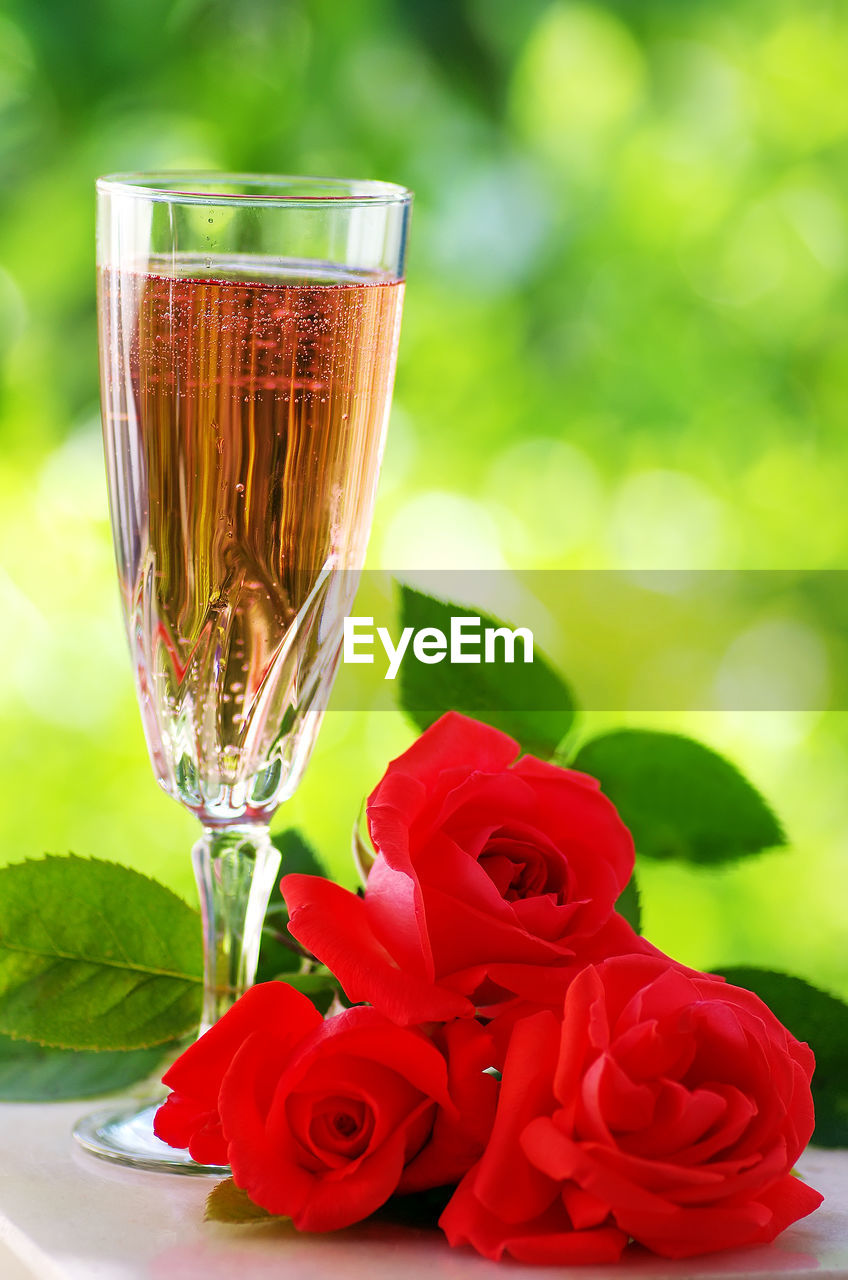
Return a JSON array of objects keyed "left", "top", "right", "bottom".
[{"left": 0, "top": 0, "right": 846, "bottom": 997}]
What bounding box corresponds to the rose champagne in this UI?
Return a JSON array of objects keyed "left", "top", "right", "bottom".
[{"left": 100, "top": 258, "right": 403, "bottom": 822}]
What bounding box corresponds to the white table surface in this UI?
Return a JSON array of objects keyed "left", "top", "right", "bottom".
[{"left": 0, "top": 1099, "right": 845, "bottom": 1280}]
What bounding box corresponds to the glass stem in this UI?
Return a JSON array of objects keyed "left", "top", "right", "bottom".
[{"left": 191, "top": 823, "right": 281, "bottom": 1036}]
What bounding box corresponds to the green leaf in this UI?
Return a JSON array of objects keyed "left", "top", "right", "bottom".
[
  {"left": 397, "top": 584, "right": 577, "bottom": 758},
  {"left": 205, "top": 1177, "right": 287, "bottom": 1225},
  {"left": 571, "top": 730, "right": 784, "bottom": 864},
  {"left": 717, "top": 968, "right": 848, "bottom": 1149},
  {"left": 258, "top": 828, "right": 326, "bottom": 984},
  {"left": 0, "top": 1033, "right": 171, "bottom": 1102},
  {"left": 277, "top": 967, "right": 341, "bottom": 1002},
  {"left": 271, "top": 828, "right": 328, "bottom": 877},
  {"left": 0, "top": 855, "right": 202, "bottom": 1050},
  {"left": 615, "top": 874, "right": 641, "bottom": 934},
  {"left": 255, "top": 969, "right": 346, "bottom": 1016},
  {"left": 256, "top": 900, "right": 302, "bottom": 981}
]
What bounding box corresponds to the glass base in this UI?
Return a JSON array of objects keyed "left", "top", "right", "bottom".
[{"left": 73, "top": 1099, "right": 229, "bottom": 1176}]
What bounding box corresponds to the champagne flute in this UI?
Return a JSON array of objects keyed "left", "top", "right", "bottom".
[{"left": 74, "top": 172, "right": 411, "bottom": 1171}]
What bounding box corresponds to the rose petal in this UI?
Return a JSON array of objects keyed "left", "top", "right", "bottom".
[
  {"left": 221, "top": 1032, "right": 317, "bottom": 1219},
  {"left": 754, "top": 1174, "right": 824, "bottom": 1240},
  {"left": 579, "top": 1052, "right": 657, "bottom": 1138},
  {"left": 440, "top": 1166, "right": 627, "bottom": 1265},
  {"left": 400, "top": 1019, "right": 499, "bottom": 1193},
  {"left": 293, "top": 1127, "right": 413, "bottom": 1232},
  {"left": 512, "top": 892, "right": 581, "bottom": 940},
  {"left": 273, "top": 1007, "right": 456, "bottom": 1119},
  {"left": 371, "top": 714, "right": 519, "bottom": 805},
  {"left": 618, "top": 1199, "right": 774, "bottom": 1258},
  {"left": 284, "top": 1055, "right": 422, "bottom": 1163},
  {"left": 423, "top": 883, "right": 572, "bottom": 973},
  {"left": 511, "top": 756, "right": 602, "bottom": 792},
  {"left": 282, "top": 874, "right": 471, "bottom": 1024},
  {"left": 154, "top": 1096, "right": 226, "bottom": 1166},
  {"left": 154, "top": 981, "right": 321, "bottom": 1163},
  {"left": 161, "top": 981, "right": 320, "bottom": 1099},
  {"left": 433, "top": 772, "right": 550, "bottom": 859},
  {"left": 474, "top": 1011, "right": 563, "bottom": 1224},
  {"left": 510, "top": 762, "right": 635, "bottom": 909},
  {"left": 363, "top": 833, "right": 432, "bottom": 976},
  {"left": 554, "top": 965, "right": 609, "bottom": 1126},
  {"left": 562, "top": 1182, "right": 615, "bottom": 1231},
  {"left": 478, "top": 960, "right": 575, "bottom": 1007},
  {"left": 407, "top": 827, "right": 522, "bottom": 925},
  {"left": 612, "top": 1018, "right": 696, "bottom": 1082},
  {"left": 520, "top": 1117, "right": 674, "bottom": 1217},
  {"left": 618, "top": 1081, "right": 755, "bottom": 1163}
]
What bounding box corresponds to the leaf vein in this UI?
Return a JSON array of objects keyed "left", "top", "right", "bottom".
[{"left": 0, "top": 938, "right": 201, "bottom": 984}]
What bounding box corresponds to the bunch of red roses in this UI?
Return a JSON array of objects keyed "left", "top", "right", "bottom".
[{"left": 155, "top": 713, "right": 822, "bottom": 1265}]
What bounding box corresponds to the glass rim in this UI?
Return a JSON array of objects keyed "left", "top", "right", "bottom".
[{"left": 96, "top": 171, "right": 413, "bottom": 209}]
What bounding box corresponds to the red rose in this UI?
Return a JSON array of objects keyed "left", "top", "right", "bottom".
[
  {"left": 218, "top": 1002, "right": 498, "bottom": 1230},
  {"left": 154, "top": 981, "right": 321, "bottom": 1165},
  {"left": 283, "top": 712, "right": 643, "bottom": 1024},
  {"left": 441, "top": 955, "right": 822, "bottom": 1264}
]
